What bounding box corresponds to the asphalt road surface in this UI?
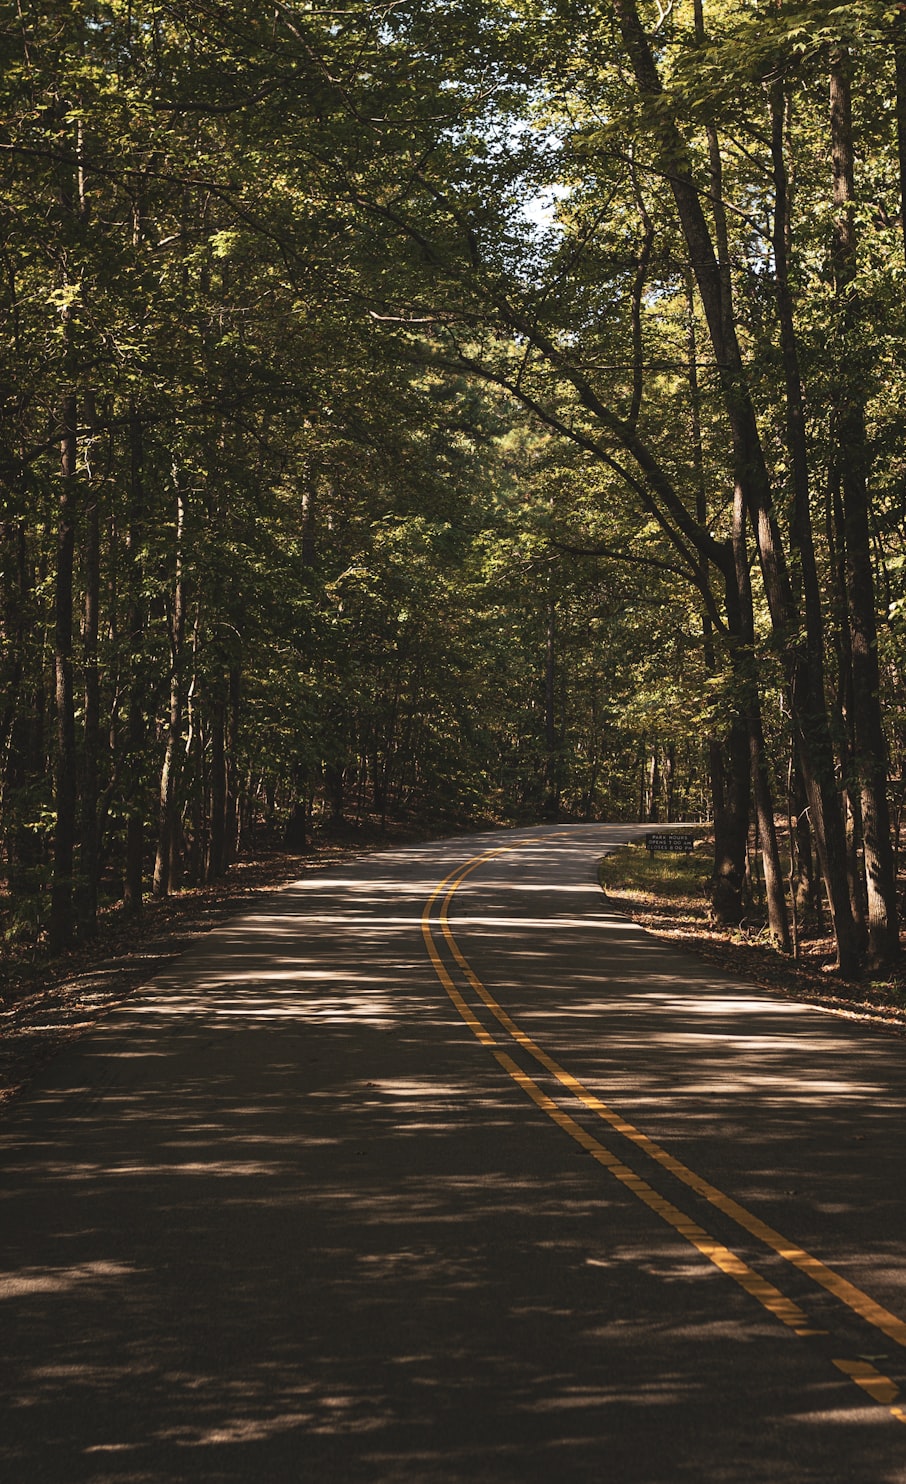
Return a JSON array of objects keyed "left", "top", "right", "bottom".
[{"left": 3, "top": 823, "right": 906, "bottom": 1483}]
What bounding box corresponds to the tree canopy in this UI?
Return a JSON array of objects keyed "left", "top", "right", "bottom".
[{"left": 2, "top": 0, "right": 905, "bottom": 978}]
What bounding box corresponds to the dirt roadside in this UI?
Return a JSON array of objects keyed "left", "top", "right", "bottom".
[{"left": 599, "top": 876, "right": 906, "bottom": 1039}]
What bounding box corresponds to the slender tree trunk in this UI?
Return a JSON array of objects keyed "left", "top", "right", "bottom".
[
  {"left": 664, "top": 743, "right": 676, "bottom": 823},
  {"left": 844, "top": 786, "right": 868, "bottom": 934},
  {"left": 207, "top": 690, "right": 227, "bottom": 881},
  {"left": 1, "top": 517, "right": 42, "bottom": 911},
  {"left": 770, "top": 80, "right": 824, "bottom": 649},
  {"left": 730, "top": 482, "right": 791, "bottom": 951},
  {"left": 828, "top": 465, "right": 869, "bottom": 941},
  {"left": 787, "top": 758, "right": 816, "bottom": 918},
  {"left": 226, "top": 663, "right": 241, "bottom": 864},
  {"left": 544, "top": 595, "right": 558, "bottom": 816},
  {"left": 695, "top": 0, "right": 734, "bottom": 348},
  {"left": 628, "top": 164, "right": 654, "bottom": 428},
  {"left": 786, "top": 757, "right": 801, "bottom": 960},
  {"left": 184, "top": 606, "right": 202, "bottom": 883},
  {"left": 830, "top": 47, "right": 899, "bottom": 966},
  {"left": 749, "top": 716, "right": 790, "bottom": 951},
  {"left": 195, "top": 710, "right": 209, "bottom": 880},
  {"left": 894, "top": 9, "right": 906, "bottom": 269},
  {"left": 123, "top": 400, "right": 146, "bottom": 912},
  {"left": 647, "top": 744, "right": 660, "bottom": 824},
  {"left": 78, "top": 399, "right": 100, "bottom": 937},
  {"left": 638, "top": 744, "right": 646, "bottom": 822},
  {"left": 684, "top": 268, "right": 743, "bottom": 912},
  {"left": 711, "top": 716, "right": 750, "bottom": 926},
  {"left": 0, "top": 521, "right": 22, "bottom": 769},
  {"left": 699, "top": 98, "right": 768, "bottom": 928},
  {"left": 153, "top": 490, "right": 186, "bottom": 898},
  {"left": 50, "top": 393, "right": 78, "bottom": 951}
]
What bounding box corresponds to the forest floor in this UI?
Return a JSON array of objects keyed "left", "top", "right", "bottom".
[
  {"left": 599, "top": 840, "right": 906, "bottom": 1038},
  {"left": 0, "top": 820, "right": 431, "bottom": 1113}
]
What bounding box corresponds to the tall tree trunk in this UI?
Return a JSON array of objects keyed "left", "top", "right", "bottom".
[
  {"left": 0, "top": 521, "right": 22, "bottom": 763},
  {"left": 749, "top": 715, "right": 790, "bottom": 951},
  {"left": 544, "top": 594, "right": 558, "bottom": 817},
  {"left": 226, "top": 663, "right": 241, "bottom": 865},
  {"left": 894, "top": 7, "right": 906, "bottom": 269},
  {"left": 711, "top": 716, "right": 750, "bottom": 926},
  {"left": 693, "top": 0, "right": 733, "bottom": 342},
  {"left": 646, "top": 744, "right": 660, "bottom": 824},
  {"left": 684, "top": 267, "right": 744, "bottom": 915},
  {"left": 194, "top": 711, "right": 210, "bottom": 882},
  {"left": 78, "top": 398, "right": 100, "bottom": 937},
  {"left": 50, "top": 393, "right": 78, "bottom": 950},
  {"left": 627, "top": 164, "right": 654, "bottom": 428},
  {"left": 830, "top": 46, "right": 899, "bottom": 966},
  {"left": 207, "top": 689, "right": 227, "bottom": 881},
  {"left": 827, "top": 463, "right": 869, "bottom": 942},
  {"left": 123, "top": 400, "right": 146, "bottom": 912},
  {"left": 663, "top": 743, "right": 676, "bottom": 823},
  {"left": 153, "top": 490, "right": 186, "bottom": 898},
  {"left": 787, "top": 757, "right": 816, "bottom": 919},
  {"left": 696, "top": 79, "right": 768, "bottom": 926},
  {"left": 184, "top": 606, "right": 203, "bottom": 884},
  {"left": 730, "top": 483, "right": 791, "bottom": 951},
  {"left": 1, "top": 518, "right": 41, "bottom": 910}
]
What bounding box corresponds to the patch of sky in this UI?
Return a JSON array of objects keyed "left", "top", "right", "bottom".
[
  {"left": 441, "top": 108, "right": 570, "bottom": 246},
  {"left": 522, "top": 182, "right": 570, "bottom": 232}
]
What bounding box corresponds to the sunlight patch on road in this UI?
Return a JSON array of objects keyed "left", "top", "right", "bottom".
[
  {"left": 459, "top": 882, "right": 607, "bottom": 896},
  {"left": 0, "top": 1260, "right": 137, "bottom": 1298},
  {"left": 108, "top": 1159, "right": 291, "bottom": 1177},
  {"left": 238, "top": 913, "right": 431, "bottom": 927},
  {"left": 361, "top": 1079, "right": 470, "bottom": 1100},
  {"left": 439, "top": 915, "right": 609, "bottom": 930},
  {"left": 116, "top": 983, "right": 405, "bottom": 1028},
  {"left": 275, "top": 876, "right": 446, "bottom": 894}
]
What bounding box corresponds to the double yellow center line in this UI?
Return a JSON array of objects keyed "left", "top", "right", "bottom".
[{"left": 421, "top": 840, "right": 906, "bottom": 1424}]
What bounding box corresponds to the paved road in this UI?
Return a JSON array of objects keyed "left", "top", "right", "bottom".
[{"left": 3, "top": 824, "right": 906, "bottom": 1482}]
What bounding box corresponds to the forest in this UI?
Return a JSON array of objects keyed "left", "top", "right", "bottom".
[{"left": 1, "top": 0, "right": 905, "bottom": 981}]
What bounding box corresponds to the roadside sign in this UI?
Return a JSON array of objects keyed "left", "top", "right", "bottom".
[{"left": 645, "top": 833, "right": 695, "bottom": 854}]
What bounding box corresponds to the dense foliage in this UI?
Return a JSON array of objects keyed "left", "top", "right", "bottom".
[{"left": 1, "top": 0, "right": 904, "bottom": 977}]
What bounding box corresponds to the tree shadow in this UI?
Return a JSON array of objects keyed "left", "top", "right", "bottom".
[{"left": 2, "top": 827, "right": 905, "bottom": 1481}]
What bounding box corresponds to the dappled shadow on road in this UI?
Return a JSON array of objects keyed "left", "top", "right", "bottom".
[
  {"left": 448, "top": 844, "right": 906, "bottom": 1323},
  {"left": 456, "top": 914, "right": 906, "bottom": 1245},
  {"left": 2, "top": 831, "right": 906, "bottom": 1482}
]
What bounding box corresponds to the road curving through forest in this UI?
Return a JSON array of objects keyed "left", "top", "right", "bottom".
[{"left": 3, "top": 823, "right": 906, "bottom": 1483}]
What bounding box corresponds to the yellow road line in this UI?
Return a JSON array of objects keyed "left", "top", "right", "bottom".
[
  {"left": 423, "top": 852, "right": 810, "bottom": 1331},
  {"left": 421, "top": 837, "right": 906, "bottom": 1424},
  {"left": 438, "top": 850, "right": 906, "bottom": 1354},
  {"left": 494, "top": 1048, "right": 810, "bottom": 1332},
  {"left": 832, "top": 1358, "right": 900, "bottom": 1405}
]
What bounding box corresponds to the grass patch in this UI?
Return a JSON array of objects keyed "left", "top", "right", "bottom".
[{"left": 598, "top": 842, "right": 711, "bottom": 911}]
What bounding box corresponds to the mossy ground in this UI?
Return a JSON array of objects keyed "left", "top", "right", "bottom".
[{"left": 599, "top": 841, "right": 712, "bottom": 912}]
